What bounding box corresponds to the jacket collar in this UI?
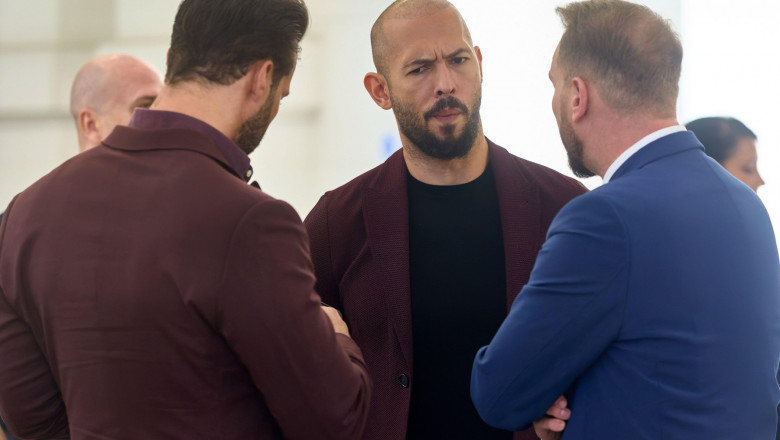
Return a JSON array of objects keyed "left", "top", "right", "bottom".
[
  {"left": 611, "top": 131, "right": 703, "bottom": 182},
  {"left": 102, "top": 110, "right": 252, "bottom": 182}
]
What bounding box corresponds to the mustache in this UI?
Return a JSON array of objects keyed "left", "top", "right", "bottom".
[{"left": 423, "top": 96, "right": 469, "bottom": 120}]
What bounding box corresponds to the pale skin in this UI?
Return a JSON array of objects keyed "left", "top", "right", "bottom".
[
  {"left": 321, "top": 305, "right": 350, "bottom": 336},
  {"left": 721, "top": 137, "right": 764, "bottom": 192},
  {"left": 70, "top": 54, "right": 164, "bottom": 152},
  {"left": 534, "top": 396, "right": 571, "bottom": 440},
  {"left": 364, "top": 5, "right": 488, "bottom": 186},
  {"left": 150, "top": 59, "right": 350, "bottom": 337}
]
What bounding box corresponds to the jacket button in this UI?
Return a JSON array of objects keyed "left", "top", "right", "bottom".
[{"left": 399, "top": 373, "right": 409, "bottom": 388}]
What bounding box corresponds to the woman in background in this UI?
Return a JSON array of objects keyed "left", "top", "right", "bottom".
[{"left": 686, "top": 116, "right": 765, "bottom": 192}]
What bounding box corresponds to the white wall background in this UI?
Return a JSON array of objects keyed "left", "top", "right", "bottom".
[{"left": 0, "top": 0, "right": 777, "bottom": 248}]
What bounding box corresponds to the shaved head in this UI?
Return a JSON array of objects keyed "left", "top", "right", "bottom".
[
  {"left": 70, "top": 54, "right": 163, "bottom": 151},
  {"left": 370, "top": 0, "right": 472, "bottom": 77}
]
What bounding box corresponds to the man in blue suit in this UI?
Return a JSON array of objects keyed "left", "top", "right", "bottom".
[{"left": 471, "top": 1, "right": 780, "bottom": 439}]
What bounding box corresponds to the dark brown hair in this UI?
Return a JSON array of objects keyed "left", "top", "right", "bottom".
[
  {"left": 165, "top": 0, "right": 309, "bottom": 86},
  {"left": 686, "top": 117, "right": 757, "bottom": 164},
  {"left": 556, "top": 0, "right": 682, "bottom": 116}
]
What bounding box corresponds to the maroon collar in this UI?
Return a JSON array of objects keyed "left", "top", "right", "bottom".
[{"left": 128, "top": 109, "right": 253, "bottom": 182}]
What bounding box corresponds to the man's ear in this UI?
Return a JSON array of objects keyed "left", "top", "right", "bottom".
[
  {"left": 474, "top": 45, "right": 483, "bottom": 82},
  {"left": 78, "top": 109, "right": 102, "bottom": 151},
  {"left": 364, "top": 72, "right": 392, "bottom": 110},
  {"left": 570, "top": 76, "right": 589, "bottom": 123},
  {"left": 246, "top": 59, "right": 275, "bottom": 106}
]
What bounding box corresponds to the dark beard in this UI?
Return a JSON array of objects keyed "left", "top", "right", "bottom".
[
  {"left": 233, "top": 89, "right": 276, "bottom": 155},
  {"left": 393, "top": 94, "right": 481, "bottom": 160},
  {"left": 558, "top": 105, "right": 595, "bottom": 178}
]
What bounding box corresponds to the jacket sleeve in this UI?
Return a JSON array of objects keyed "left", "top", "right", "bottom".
[
  {"left": 471, "top": 193, "right": 628, "bottom": 431},
  {"left": 216, "top": 197, "right": 371, "bottom": 440},
  {"left": 303, "top": 194, "right": 342, "bottom": 311},
  {"left": 0, "top": 201, "right": 70, "bottom": 440}
]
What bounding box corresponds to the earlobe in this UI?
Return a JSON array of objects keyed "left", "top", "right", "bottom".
[
  {"left": 570, "top": 77, "right": 588, "bottom": 122},
  {"left": 364, "top": 73, "right": 392, "bottom": 110}
]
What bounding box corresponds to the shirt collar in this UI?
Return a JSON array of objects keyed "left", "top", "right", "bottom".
[
  {"left": 128, "top": 108, "right": 254, "bottom": 182},
  {"left": 603, "top": 125, "right": 686, "bottom": 183}
]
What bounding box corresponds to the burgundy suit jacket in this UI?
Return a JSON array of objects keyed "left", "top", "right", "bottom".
[
  {"left": 304, "top": 140, "right": 587, "bottom": 440},
  {"left": 0, "top": 123, "right": 371, "bottom": 439}
]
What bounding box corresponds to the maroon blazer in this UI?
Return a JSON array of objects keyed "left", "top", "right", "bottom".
[
  {"left": 0, "top": 123, "right": 371, "bottom": 439},
  {"left": 304, "top": 140, "right": 587, "bottom": 440}
]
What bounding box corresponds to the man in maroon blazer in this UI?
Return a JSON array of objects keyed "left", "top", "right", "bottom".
[
  {"left": 0, "top": 1, "right": 371, "bottom": 439},
  {"left": 304, "top": 1, "right": 585, "bottom": 439}
]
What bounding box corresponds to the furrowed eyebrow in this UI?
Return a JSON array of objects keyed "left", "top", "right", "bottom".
[
  {"left": 403, "top": 57, "right": 434, "bottom": 70},
  {"left": 403, "top": 48, "right": 470, "bottom": 70},
  {"left": 444, "top": 48, "right": 469, "bottom": 59}
]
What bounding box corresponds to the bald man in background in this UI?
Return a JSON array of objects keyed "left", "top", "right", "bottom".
[
  {"left": 0, "top": 54, "right": 161, "bottom": 227},
  {"left": 70, "top": 53, "right": 163, "bottom": 152}
]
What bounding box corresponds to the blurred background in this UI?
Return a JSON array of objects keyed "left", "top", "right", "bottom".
[{"left": 0, "top": 0, "right": 777, "bottom": 248}]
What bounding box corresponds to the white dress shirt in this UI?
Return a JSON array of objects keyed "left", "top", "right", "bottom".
[{"left": 603, "top": 125, "right": 687, "bottom": 183}]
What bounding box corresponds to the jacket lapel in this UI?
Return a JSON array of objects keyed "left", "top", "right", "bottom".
[
  {"left": 488, "top": 140, "right": 542, "bottom": 311},
  {"left": 363, "top": 150, "right": 414, "bottom": 369}
]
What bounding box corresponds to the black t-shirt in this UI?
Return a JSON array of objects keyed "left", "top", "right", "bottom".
[{"left": 406, "top": 164, "right": 512, "bottom": 439}]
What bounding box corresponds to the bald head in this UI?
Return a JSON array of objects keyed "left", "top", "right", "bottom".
[
  {"left": 370, "top": 0, "right": 472, "bottom": 77},
  {"left": 70, "top": 54, "right": 163, "bottom": 152}
]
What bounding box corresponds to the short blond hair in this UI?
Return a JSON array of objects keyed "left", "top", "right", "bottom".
[{"left": 556, "top": 0, "right": 682, "bottom": 116}]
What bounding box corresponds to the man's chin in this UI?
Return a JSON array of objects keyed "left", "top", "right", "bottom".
[{"left": 429, "top": 123, "right": 459, "bottom": 139}]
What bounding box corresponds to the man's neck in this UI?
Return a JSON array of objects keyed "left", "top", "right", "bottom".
[
  {"left": 403, "top": 134, "right": 489, "bottom": 186},
  {"left": 590, "top": 116, "right": 680, "bottom": 178},
  {"left": 150, "top": 83, "right": 243, "bottom": 141}
]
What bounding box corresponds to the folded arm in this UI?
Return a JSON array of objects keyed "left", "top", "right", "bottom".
[{"left": 471, "top": 194, "right": 628, "bottom": 431}]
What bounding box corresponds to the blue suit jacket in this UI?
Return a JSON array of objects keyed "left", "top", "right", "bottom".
[{"left": 471, "top": 131, "right": 780, "bottom": 439}]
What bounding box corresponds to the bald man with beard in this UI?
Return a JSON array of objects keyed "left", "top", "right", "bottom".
[
  {"left": 304, "top": 1, "right": 586, "bottom": 439},
  {"left": 70, "top": 53, "right": 163, "bottom": 152}
]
